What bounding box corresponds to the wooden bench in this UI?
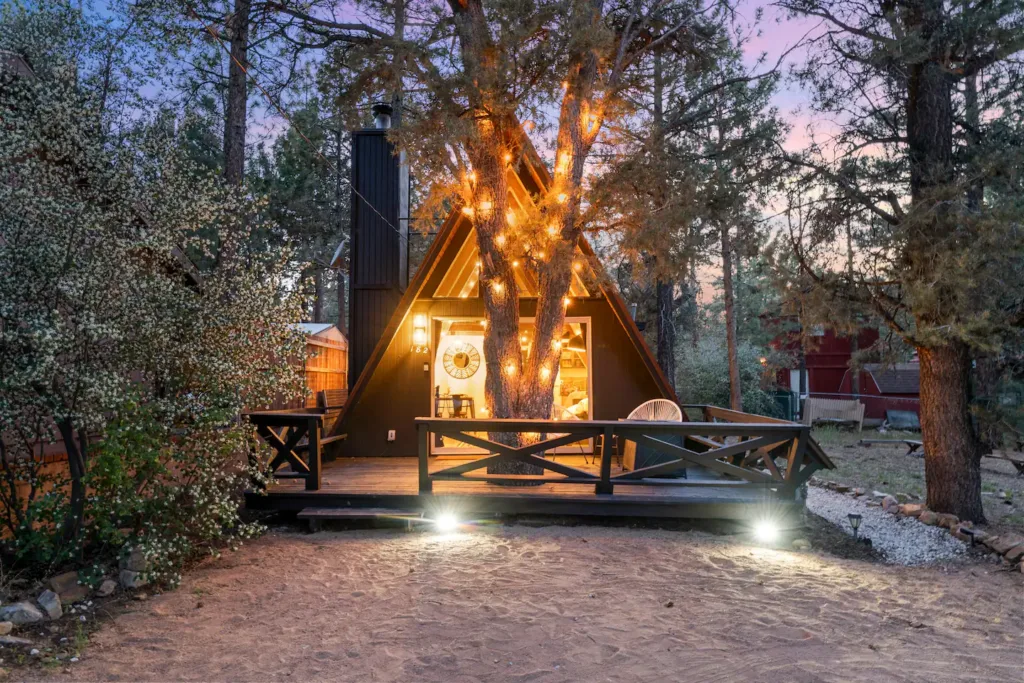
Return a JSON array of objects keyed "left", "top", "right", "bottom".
[
  {"left": 859, "top": 438, "right": 923, "bottom": 456},
  {"left": 984, "top": 451, "right": 1024, "bottom": 475},
  {"left": 803, "top": 398, "right": 865, "bottom": 431},
  {"left": 314, "top": 388, "right": 348, "bottom": 448}
]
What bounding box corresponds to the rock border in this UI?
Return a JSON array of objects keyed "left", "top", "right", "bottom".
[{"left": 812, "top": 479, "right": 1024, "bottom": 571}]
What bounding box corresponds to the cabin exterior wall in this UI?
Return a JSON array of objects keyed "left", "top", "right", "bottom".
[{"left": 336, "top": 296, "right": 665, "bottom": 458}]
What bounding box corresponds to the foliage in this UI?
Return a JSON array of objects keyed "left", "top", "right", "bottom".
[
  {"left": 676, "top": 334, "right": 781, "bottom": 418},
  {"left": 0, "top": 2, "right": 305, "bottom": 578}
]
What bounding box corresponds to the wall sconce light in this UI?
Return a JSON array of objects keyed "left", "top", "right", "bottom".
[{"left": 412, "top": 313, "right": 429, "bottom": 354}]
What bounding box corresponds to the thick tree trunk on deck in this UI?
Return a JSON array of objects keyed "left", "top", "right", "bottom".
[
  {"left": 721, "top": 223, "right": 742, "bottom": 411},
  {"left": 919, "top": 342, "right": 985, "bottom": 522}
]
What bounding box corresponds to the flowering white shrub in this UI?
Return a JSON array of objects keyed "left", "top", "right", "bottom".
[{"left": 0, "top": 4, "right": 306, "bottom": 578}]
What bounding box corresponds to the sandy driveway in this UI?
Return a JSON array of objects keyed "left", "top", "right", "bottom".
[{"left": 40, "top": 526, "right": 1022, "bottom": 682}]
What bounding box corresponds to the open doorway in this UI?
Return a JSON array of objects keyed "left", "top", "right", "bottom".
[{"left": 430, "top": 316, "right": 592, "bottom": 455}]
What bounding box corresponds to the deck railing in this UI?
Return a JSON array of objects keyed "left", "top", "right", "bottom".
[
  {"left": 247, "top": 409, "right": 326, "bottom": 491},
  {"left": 416, "top": 406, "right": 832, "bottom": 498}
]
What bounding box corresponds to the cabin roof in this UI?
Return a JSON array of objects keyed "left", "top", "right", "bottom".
[{"left": 864, "top": 363, "right": 920, "bottom": 394}]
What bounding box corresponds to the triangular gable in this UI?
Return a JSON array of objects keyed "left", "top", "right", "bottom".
[{"left": 337, "top": 138, "right": 678, "bottom": 426}]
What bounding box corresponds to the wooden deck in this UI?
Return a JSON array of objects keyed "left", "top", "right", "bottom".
[{"left": 246, "top": 456, "right": 804, "bottom": 521}]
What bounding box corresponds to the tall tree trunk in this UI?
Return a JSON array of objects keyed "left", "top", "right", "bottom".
[
  {"left": 313, "top": 269, "right": 324, "bottom": 323},
  {"left": 919, "top": 342, "right": 984, "bottom": 521},
  {"left": 656, "top": 279, "right": 676, "bottom": 392},
  {"left": 224, "top": 0, "right": 249, "bottom": 186},
  {"left": 845, "top": 217, "right": 860, "bottom": 395},
  {"left": 721, "top": 223, "right": 742, "bottom": 411},
  {"left": 650, "top": 52, "right": 676, "bottom": 391},
  {"left": 903, "top": 0, "right": 983, "bottom": 520},
  {"left": 333, "top": 123, "right": 347, "bottom": 335}
]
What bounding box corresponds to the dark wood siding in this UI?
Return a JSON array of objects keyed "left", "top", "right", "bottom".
[
  {"left": 349, "top": 130, "right": 405, "bottom": 387},
  {"left": 337, "top": 295, "right": 665, "bottom": 458}
]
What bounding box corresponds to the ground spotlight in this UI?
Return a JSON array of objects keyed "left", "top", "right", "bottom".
[
  {"left": 753, "top": 520, "right": 779, "bottom": 544},
  {"left": 434, "top": 512, "right": 459, "bottom": 533}
]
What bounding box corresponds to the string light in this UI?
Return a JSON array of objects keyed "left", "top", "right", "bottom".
[
  {"left": 547, "top": 224, "right": 558, "bottom": 237},
  {"left": 476, "top": 260, "right": 482, "bottom": 269},
  {"left": 505, "top": 361, "right": 517, "bottom": 376},
  {"left": 536, "top": 250, "right": 545, "bottom": 259},
  {"left": 563, "top": 296, "right": 572, "bottom": 308},
  {"left": 503, "top": 152, "right": 512, "bottom": 163},
  {"left": 479, "top": 200, "right": 493, "bottom": 213},
  {"left": 512, "top": 259, "right": 520, "bottom": 268},
  {"left": 552, "top": 339, "right": 562, "bottom": 350},
  {"left": 573, "top": 261, "right": 582, "bottom": 271},
  {"left": 495, "top": 234, "right": 506, "bottom": 247},
  {"left": 540, "top": 366, "right": 551, "bottom": 380},
  {"left": 461, "top": 206, "right": 474, "bottom": 216},
  {"left": 557, "top": 193, "right": 567, "bottom": 204},
  {"left": 491, "top": 280, "right": 504, "bottom": 295},
  {"left": 506, "top": 210, "right": 516, "bottom": 226}
]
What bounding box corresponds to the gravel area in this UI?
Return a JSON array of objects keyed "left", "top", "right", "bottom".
[{"left": 807, "top": 486, "right": 968, "bottom": 566}]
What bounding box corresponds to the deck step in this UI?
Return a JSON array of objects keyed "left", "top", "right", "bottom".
[{"left": 297, "top": 507, "right": 424, "bottom": 521}]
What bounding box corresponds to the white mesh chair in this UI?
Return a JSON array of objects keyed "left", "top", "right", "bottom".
[{"left": 622, "top": 399, "right": 683, "bottom": 471}]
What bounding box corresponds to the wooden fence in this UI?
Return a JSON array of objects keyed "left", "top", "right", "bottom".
[{"left": 267, "top": 336, "right": 348, "bottom": 410}]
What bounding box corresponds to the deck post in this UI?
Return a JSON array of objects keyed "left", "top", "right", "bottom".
[
  {"left": 596, "top": 426, "right": 614, "bottom": 495},
  {"left": 305, "top": 416, "right": 321, "bottom": 491},
  {"left": 418, "top": 422, "right": 432, "bottom": 493}
]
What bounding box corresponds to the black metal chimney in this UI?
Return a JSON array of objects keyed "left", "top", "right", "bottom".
[{"left": 348, "top": 103, "right": 410, "bottom": 389}]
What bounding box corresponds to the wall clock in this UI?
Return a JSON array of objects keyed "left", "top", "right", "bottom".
[{"left": 443, "top": 342, "right": 481, "bottom": 379}]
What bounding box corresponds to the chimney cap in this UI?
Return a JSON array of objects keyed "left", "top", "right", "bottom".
[{"left": 372, "top": 102, "right": 393, "bottom": 129}]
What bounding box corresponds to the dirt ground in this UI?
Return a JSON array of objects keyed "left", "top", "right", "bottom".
[
  {"left": 812, "top": 427, "right": 1024, "bottom": 535},
  {"left": 32, "top": 525, "right": 1023, "bottom": 683}
]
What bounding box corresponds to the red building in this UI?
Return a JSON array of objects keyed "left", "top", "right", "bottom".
[{"left": 774, "top": 327, "right": 920, "bottom": 422}]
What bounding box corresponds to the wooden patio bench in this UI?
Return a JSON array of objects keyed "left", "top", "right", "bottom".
[
  {"left": 803, "top": 397, "right": 865, "bottom": 431},
  {"left": 984, "top": 451, "right": 1024, "bottom": 475},
  {"left": 858, "top": 438, "right": 924, "bottom": 457},
  {"left": 314, "top": 388, "right": 348, "bottom": 448}
]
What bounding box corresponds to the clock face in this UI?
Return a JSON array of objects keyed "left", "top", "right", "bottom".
[{"left": 443, "top": 342, "right": 481, "bottom": 379}]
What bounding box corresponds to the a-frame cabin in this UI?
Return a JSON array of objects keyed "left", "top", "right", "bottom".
[
  {"left": 336, "top": 121, "right": 676, "bottom": 460},
  {"left": 245, "top": 109, "right": 832, "bottom": 522}
]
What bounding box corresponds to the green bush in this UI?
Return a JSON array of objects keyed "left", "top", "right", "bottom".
[
  {"left": 8, "top": 401, "right": 265, "bottom": 586},
  {"left": 677, "top": 335, "right": 782, "bottom": 417}
]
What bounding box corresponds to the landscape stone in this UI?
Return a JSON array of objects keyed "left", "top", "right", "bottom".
[
  {"left": 986, "top": 535, "right": 1024, "bottom": 555},
  {"left": 1003, "top": 544, "right": 1024, "bottom": 563},
  {"left": 834, "top": 485, "right": 850, "bottom": 493},
  {"left": 882, "top": 495, "right": 899, "bottom": 511},
  {"left": 59, "top": 584, "right": 91, "bottom": 604},
  {"left": 792, "top": 538, "right": 811, "bottom": 551},
  {"left": 918, "top": 510, "right": 939, "bottom": 526},
  {"left": 119, "top": 569, "right": 147, "bottom": 589},
  {"left": 0, "top": 635, "right": 34, "bottom": 647},
  {"left": 900, "top": 503, "right": 925, "bottom": 517},
  {"left": 49, "top": 571, "right": 79, "bottom": 595},
  {"left": 37, "top": 589, "right": 62, "bottom": 620},
  {"left": 934, "top": 513, "right": 959, "bottom": 529},
  {"left": 0, "top": 621, "right": 11, "bottom": 636},
  {"left": 896, "top": 493, "right": 910, "bottom": 503},
  {"left": 120, "top": 547, "right": 148, "bottom": 573},
  {"left": 0, "top": 601, "right": 44, "bottom": 625},
  {"left": 851, "top": 488, "right": 866, "bottom": 496},
  {"left": 96, "top": 579, "right": 117, "bottom": 597}
]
